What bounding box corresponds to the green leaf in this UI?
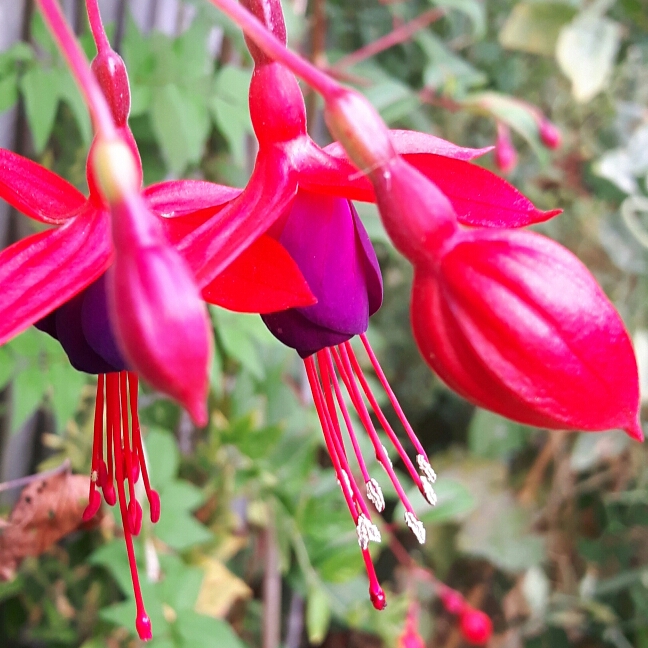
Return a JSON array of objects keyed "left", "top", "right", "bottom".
[
  {"left": 175, "top": 611, "right": 246, "bottom": 648},
  {"left": 155, "top": 511, "right": 213, "bottom": 551},
  {"left": 307, "top": 586, "right": 332, "bottom": 645},
  {"left": 468, "top": 408, "right": 531, "bottom": 459},
  {"left": 46, "top": 361, "right": 86, "bottom": 430},
  {"left": 151, "top": 84, "right": 211, "bottom": 173},
  {"left": 11, "top": 365, "right": 48, "bottom": 434},
  {"left": 556, "top": 14, "right": 621, "bottom": 103},
  {"left": 57, "top": 69, "right": 92, "bottom": 144},
  {"left": 458, "top": 491, "right": 545, "bottom": 571},
  {"left": 499, "top": 2, "right": 577, "bottom": 56},
  {"left": 20, "top": 67, "right": 60, "bottom": 154},
  {"left": 145, "top": 427, "right": 180, "bottom": 487},
  {"left": 210, "top": 66, "right": 253, "bottom": 167},
  {"left": 0, "top": 74, "right": 18, "bottom": 113},
  {"left": 463, "top": 91, "right": 549, "bottom": 163},
  {"left": 0, "top": 345, "right": 17, "bottom": 389},
  {"left": 429, "top": 0, "right": 486, "bottom": 37},
  {"left": 393, "top": 478, "right": 477, "bottom": 525}
]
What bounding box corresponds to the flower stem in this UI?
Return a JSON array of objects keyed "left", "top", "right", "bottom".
[
  {"left": 86, "top": 0, "right": 111, "bottom": 54},
  {"left": 206, "top": 0, "right": 340, "bottom": 99},
  {"left": 35, "top": 0, "right": 115, "bottom": 137}
]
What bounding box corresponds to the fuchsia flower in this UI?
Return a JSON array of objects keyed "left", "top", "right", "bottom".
[
  {"left": 177, "top": 0, "right": 580, "bottom": 610},
  {"left": 0, "top": 1, "right": 313, "bottom": 639},
  {"left": 322, "top": 88, "right": 642, "bottom": 441}
]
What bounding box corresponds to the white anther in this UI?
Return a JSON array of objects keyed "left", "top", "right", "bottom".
[
  {"left": 337, "top": 469, "right": 351, "bottom": 495},
  {"left": 420, "top": 476, "right": 437, "bottom": 506},
  {"left": 366, "top": 478, "right": 385, "bottom": 512},
  {"left": 91, "top": 470, "right": 98, "bottom": 483},
  {"left": 404, "top": 511, "right": 426, "bottom": 544},
  {"left": 417, "top": 455, "right": 437, "bottom": 484},
  {"left": 380, "top": 445, "right": 393, "bottom": 468},
  {"left": 357, "top": 513, "right": 381, "bottom": 549}
]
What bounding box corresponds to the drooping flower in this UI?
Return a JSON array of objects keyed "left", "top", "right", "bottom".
[
  {"left": 322, "top": 87, "right": 641, "bottom": 440},
  {"left": 0, "top": 1, "right": 313, "bottom": 640},
  {"left": 168, "top": 0, "right": 580, "bottom": 609}
]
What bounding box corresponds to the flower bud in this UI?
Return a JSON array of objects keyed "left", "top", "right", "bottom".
[
  {"left": 494, "top": 122, "right": 517, "bottom": 174},
  {"left": 370, "top": 157, "right": 458, "bottom": 266},
  {"left": 539, "top": 118, "right": 562, "bottom": 150},
  {"left": 398, "top": 615, "right": 425, "bottom": 648},
  {"left": 459, "top": 609, "right": 493, "bottom": 645},
  {"left": 108, "top": 192, "right": 213, "bottom": 425},
  {"left": 325, "top": 89, "right": 395, "bottom": 172},
  {"left": 411, "top": 228, "right": 642, "bottom": 440},
  {"left": 91, "top": 48, "right": 130, "bottom": 127}
]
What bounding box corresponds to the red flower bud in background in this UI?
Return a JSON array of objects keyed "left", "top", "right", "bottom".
[
  {"left": 398, "top": 608, "right": 426, "bottom": 648},
  {"left": 494, "top": 122, "right": 517, "bottom": 174},
  {"left": 538, "top": 118, "right": 562, "bottom": 150},
  {"left": 459, "top": 608, "right": 493, "bottom": 646}
]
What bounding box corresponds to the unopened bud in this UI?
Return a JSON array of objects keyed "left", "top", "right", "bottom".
[
  {"left": 324, "top": 89, "right": 395, "bottom": 172},
  {"left": 108, "top": 193, "right": 213, "bottom": 425},
  {"left": 459, "top": 608, "right": 493, "bottom": 645},
  {"left": 539, "top": 118, "right": 562, "bottom": 150},
  {"left": 494, "top": 122, "right": 517, "bottom": 174}
]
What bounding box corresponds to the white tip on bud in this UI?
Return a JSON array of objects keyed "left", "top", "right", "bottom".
[
  {"left": 404, "top": 511, "right": 426, "bottom": 544},
  {"left": 366, "top": 478, "right": 385, "bottom": 512},
  {"left": 417, "top": 454, "right": 437, "bottom": 484},
  {"left": 357, "top": 513, "right": 381, "bottom": 549},
  {"left": 420, "top": 476, "right": 437, "bottom": 506}
]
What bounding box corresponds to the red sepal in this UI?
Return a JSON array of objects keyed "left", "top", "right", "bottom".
[
  {"left": 178, "top": 151, "right": 299, "bottom": 288},
  {"left": 0, "top": 149, "right": 86, "bottom": 224},
  {"left": 0, "top": 206, "right": 111, "bottom": 344},
  {"left": 143, "top": 179, "right": 241, "bottom": 217},
  {"left": 298, "top": 134, "right": 558, "bottom": 228},
  {"left": 202, "top": 235, "right": 316, "bottom": 313}
]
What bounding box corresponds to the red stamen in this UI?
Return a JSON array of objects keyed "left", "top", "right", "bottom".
[
  {"left": 107, "top": 373, "right": 151, "bottom": 640},
  {"left": 343, "top": 341, "right": 422, "bottom": 487},
  {"left": 128, "top": 372, "right": 161, "bottom": 523},
  {"left": 120, "top": 372, "right": 140, "bottom": 535},
  {"left": 83, "top": 375, "right": 106, "bottom": 520},
  {"left": 321, "top": 349, "right": 372, "bottom": 484},
  {"left": 316, "top": 352, "right": 373, "bottom": 521},
  {"left": 359, "top": 333, "right": 427, "bottom": 458}
]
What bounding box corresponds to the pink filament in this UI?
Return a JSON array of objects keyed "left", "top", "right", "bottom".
[{"left": 84, "top": 372, "right": 156, "bottom": 640}]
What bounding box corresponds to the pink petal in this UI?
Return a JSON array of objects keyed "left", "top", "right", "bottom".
[
  {"left": 143, "top": 180, "right": 242, "bottom": 217},
  {"left": 202, "top": 234, "right": 316, "bottom": 313},
  {"left": 0, "top": 207, "right": 112, "bottom": 345},
  {"left": 0, "top": 149, "right": 87, "bottom": 224},
  {"left": 177, "top": 151, "right": 299, "bottom": 287}
]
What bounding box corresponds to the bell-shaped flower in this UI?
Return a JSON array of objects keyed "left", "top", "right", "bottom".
[
  {"left": 321, "top": 81, "right": 641, "bottom": 439},
  {"left": 0, "top": 3, "right": 312, "bottom": 639},
  {"left": 260, "top": 189, "right": 438, "bottom": 611}
]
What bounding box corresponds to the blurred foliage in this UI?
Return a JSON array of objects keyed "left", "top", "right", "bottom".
[{"left": 0, "top": 0, "right": 648, "bottom": 647}]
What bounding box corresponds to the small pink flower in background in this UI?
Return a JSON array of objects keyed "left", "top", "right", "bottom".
[
  {"left": 459, "top": 608, "right": 493, "bottom": 646},
  {"left": 494, "top": 122, "right": 518, "bottom": 174}
]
